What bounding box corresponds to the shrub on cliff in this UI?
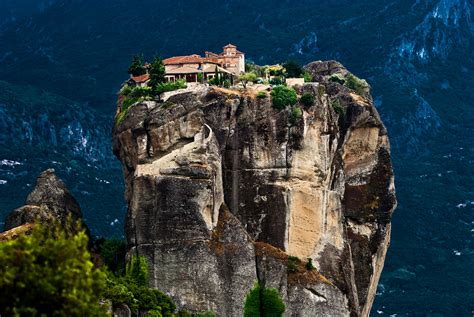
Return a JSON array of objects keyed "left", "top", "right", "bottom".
[
  {"left": 270, "top": 86, "right": 297, "bottom": 110},
  {"left": 104, "top": 255, "right": 177, "bottom": 316},
  {"left": 344, "top": 73, "right": 369, "bottom": 96},
  {"left": 328, "top": 73, "right": 345, "bottom": 85},
  {"left": 0, "top": 221, "right": 108, "bottom": 316},
  {"left": 331, "top": 99, "right": 345, "bottom": 117},
  {"left": 155, "top": 79, "right": 187, "bottom": 95},
  {"left": 287, "top": 256, "right": 301, "bottom": 273},
  {"left": 306, "top": 258, "right": 315, "bottom": 271},
  {"left": 299, "top": 92, "right": 315, "bottom": 108},
  {"left": 244, "top": 283, "right": 285, "bottom": 317},
  {"left": 290, "top": 106, "right": 302, "bottom": 125},
  {"left": 130, "top": 86, "right": 153, "bottom": 98},
  {"left": 328, "top": 72, "right": 370, "bottom": 97},
  {"left": 302, "top": 70, "right": 312, "bottom": 82}
]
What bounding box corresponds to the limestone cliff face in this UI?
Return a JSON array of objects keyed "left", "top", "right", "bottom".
[{"left": 112, "top": 61, "right": 396, "bottom": 316}]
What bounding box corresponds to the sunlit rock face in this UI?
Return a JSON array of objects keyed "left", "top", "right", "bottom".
[{"left": 113, "top": 60, "right": 396, "bottom": 316}]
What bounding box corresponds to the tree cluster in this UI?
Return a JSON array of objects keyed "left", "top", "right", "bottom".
[{"left": 0, "top": 221, "right": 108, "bottom": 316}]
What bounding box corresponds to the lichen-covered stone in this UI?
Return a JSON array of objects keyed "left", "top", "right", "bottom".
[{"left": 113, "top": 61, "right": 396, "bottom": 316}]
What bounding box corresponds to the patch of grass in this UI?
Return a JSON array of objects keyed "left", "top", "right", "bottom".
[
  {"left": 122, "top": 96, "right": 141, "bottom": 111},
  {"left": 287, "top": 256, "right": 301, "bottom": 273},
  {"left": 116, "top": 96, "right": 143, "bottom": 126}
]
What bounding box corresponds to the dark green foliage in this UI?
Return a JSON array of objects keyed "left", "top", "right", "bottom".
[
  {"left": 290, "top": 106, "right": 302, "bottom": 125},
  {"left": 344, "top": 73, "right": 369, "bottom": 96},
  {"left": 305, "top": 258, "right": 315, "bottom": 271},
  {"left": 116, "top": 96, "right": 143, "bottom": 125},
  {"left": 302, "top": 71, "right": 312, "bottom": 82},
  {"left": 96, "top": 238, "right": 126, "bottom": 274},
  {"left": 128, "top": 54, "right": 147, "bottom": 76},
  {"left": 126, "top": 255, "right": 149, "bottom": 286},
  {"left": 176, "top": 310, "right": 192, "bottom": 317},
  {"left": 155, "top": 79, "right": 187, "bottom": 95},
  {"left": 129, "top": 86, "right": 152, "bottom": 98},
  {"left": 244, "top": 283, "right": 285, "bottom": 317},
  {"left": 328, "top": 74, "right": 345, "bottom": 85},
  {"left": 132, "top": 285, "right": 175, "bottom": 315},
  {"left": 122, "top": 96, "right": 141, "bottom": 111},
  {"left": 299, "top": 92, "right": 315, "bottom": 107},
  {"left": 269, "top": 77, "right": 283, "bottom": 85},
  {"left": 147, "top": 309, "right": 164, "bottom": 317},
  {"left": 287, "top": 256, "right": 301, "bottom": 273},
  {"left": 257, "top": 91, "right": 267, "bottom": 99},
  {"left": 270, "top": 86, "right": 297, "bottom": 110},
  {"left": 209, "top": 67, "right": 222, "bottom": 86},
  {"left": 197, "top": 72, "right": 204, "bottom": 83},
  {"left": 120, "top": 85, "right": 132, "bottom": 97},
  {"left": 283, "top": 60, "right": 303, "bottom": 78},
  {"left": 244, "top": 285, "right": 261, "bottom": 317},
  {"left": 0, "top": 221, "right": 108, "bottom": 316},
  {"left": 104, "top": 276, "right": 135, "bottom": 308},
  {"left": 104, "top": 255, "right": 176, "bottom": 316},
  {"left": 223, "top": 79, "right": 231, "bottom": 88},
  {"left": 148, "top": 56, "right": 166, "bottom": 91},
  {"left": 331, "top": 99, "right": 345, "bottom": 117}
]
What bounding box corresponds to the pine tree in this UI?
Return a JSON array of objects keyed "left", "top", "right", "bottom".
[
  {"left": 148, "top": 56, "right": 166, "bottom": 91},
  {"left": 128, "top": 54, "right": 147, "bottom": 76}
]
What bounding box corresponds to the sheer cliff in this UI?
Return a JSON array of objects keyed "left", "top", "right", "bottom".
[{"left": 112, "top": 61, "right": 396, "bottom": 316}]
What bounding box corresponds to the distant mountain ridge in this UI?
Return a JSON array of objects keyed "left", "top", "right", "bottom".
[{"left": 0, "top": 0, "right": 57, "bottom": 29}]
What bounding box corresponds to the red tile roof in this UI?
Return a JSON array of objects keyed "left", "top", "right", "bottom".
[
  {"left": 130, "top": 73, "right": 150, "bottom": 83},
  {"left": 163, "top": 55, "right": 220, "bottom": 65}
]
